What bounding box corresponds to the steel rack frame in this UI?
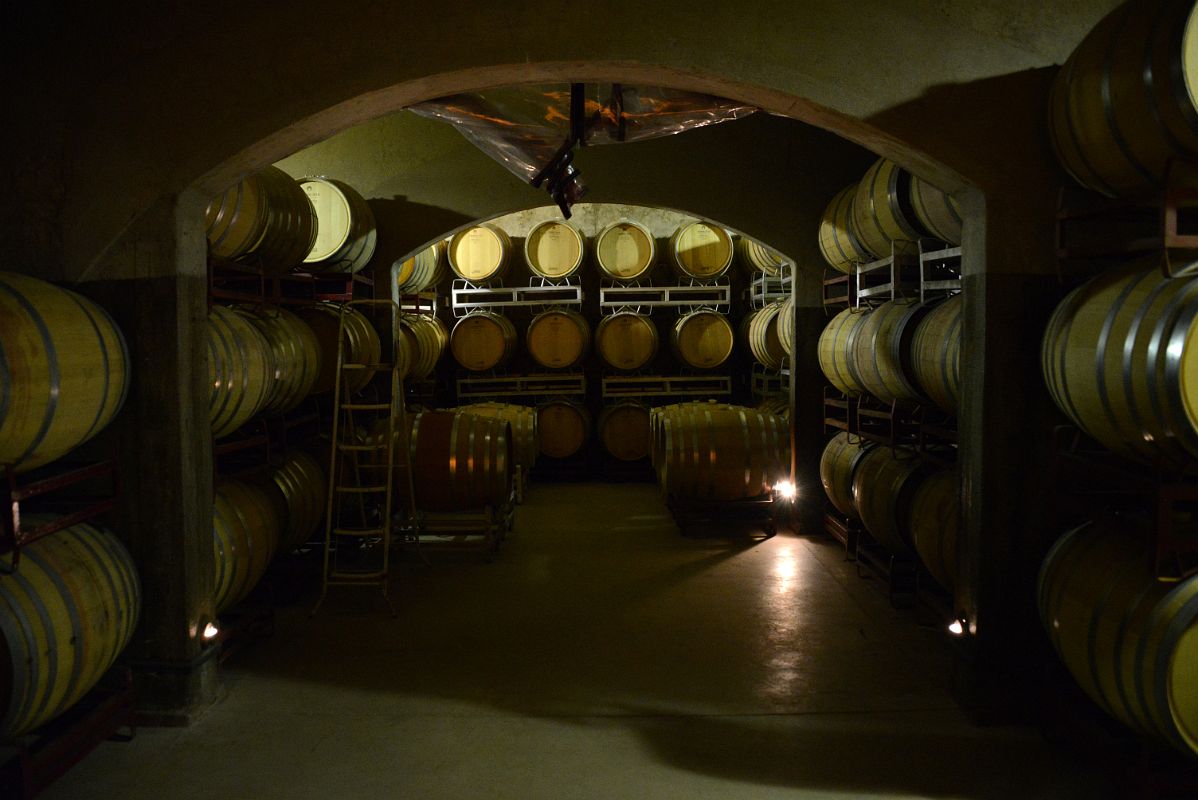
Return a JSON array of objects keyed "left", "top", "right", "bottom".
[
  {"left": 751, "top": 364, "right": 787, "bottom": 399},
  {"left": 854, "top": 531, "right": 918, "bottom": 608},
  {"left": 456, "top": 372, "right": 586, "bottom": 400},
  {"left": 746, "top": 272, "right": 792, "bottom": 308},
  {"left": 917, "top": 240, "right": 962, "bottom": 304},
  {"left": 822, "top": 387, "right": 858, "bottom": 435},
  {"left": 666, "top": 491, "right": 782, "bottom": 539},
  {"left": 450, "top": 278, "right": 583, "bottom": 315},
  {"left": 599, "top": 280, "right": 730, "bottom": 312},
  {"left": 853, "top": 244, "right": 920, "bottom": 307},
  {"left": 2, "top": 458, "right": 120, "bottom": 565},
  {"left": 822, "top": 267, "right": 854, "bottom": 309},
  {"left": 601, "top": 374, "right": 733, "bottom": 399},
  {"left": 822, "top": 506, "right": 861, "bottom": 562},
  {"left": 854, "top": 395, "right": 921, "bottom": 448}
]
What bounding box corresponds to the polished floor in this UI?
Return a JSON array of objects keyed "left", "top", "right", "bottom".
[{"left": 49, "top": 483, "right": 1108, "bottom": 799}]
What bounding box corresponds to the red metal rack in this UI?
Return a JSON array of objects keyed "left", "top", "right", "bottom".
[{"left": 2, "top": 460, "right": 120, "bottom": 564}]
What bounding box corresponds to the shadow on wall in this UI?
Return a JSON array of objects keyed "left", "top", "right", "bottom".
[{"left": 367, "top": 195, "right": 474, "bottom": 272}]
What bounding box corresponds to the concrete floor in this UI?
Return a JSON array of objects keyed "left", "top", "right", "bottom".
[{"left": 48, "top": 483, "right": 1109, "bottom": 799}]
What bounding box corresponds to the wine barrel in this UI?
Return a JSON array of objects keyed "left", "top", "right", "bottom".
[
  {"left": 299, "top": 177, "right": 377, "bottom": 274},
  {"left": 537, "top": 400, "right": 591, "bottom": 459},
  {"left": 911, "top": 295, "right": 962, "bottom": 415},
  {"left": 524, "top": 220, "right": 585, "bottom": 279},
  {"left": 818, "top": 184, "right": 871, "bottom": 274},
  {"left": 909, "top": 466, "right": 959, "bottom": 592},
  {"left": 455, "top": 402, "right": 538, "bottom": 473},
  {"left": 668, "top": 222, "right": 733, "bottom": 280},
  {"left": 595, "top": 220, "right": 656, "bottom": 281},
  {"left": 909, "top": 176, "right": 962, "bottom": 245},
  {"left": 657, "top": 402, "right": 789, "bottom": 501},
  {"left": 820, "top": 432, "right": 873, "bottom": 519},
  {"left": 213, "top": 480, "right": 281, "bottom": 613},
  {"left": 672, "top": 310, "right": 734, "bottom": 369},
  {"left": 396, "top": 314, "right": 447, "bottom": 379},
  {"left": 526, "top": 309, "right": 590, "bottom": 369},
  {"left": 756, "top": 397, "right": 790, "bottom": 420},
  {"left": 817, "top": 307, "right": 869, "bottom": 396},
  {"left": 204, "top": 166, "right": 316, "bottom": 274},
  {"left": 448, "top": 225, "right": 511, "bottom": 284},
  {"left": 599, "top": 402, "right": 651, "bottom": 461},
  {"left": 851, "top": 158, "right": 928, "bottom": 259},
  {"left": 208, "top": 305, "right": 273, "bottom": 438},
  {"left": 1041, "top": 259, "right": 1198, "bottom": 466},
  {"left": 1049, "top": 0, "right": 1198, "bottom": 197},
  {"left": 737, "top": 237, "right": 785, "bottom": 277},
  {"left": 270, "top": 450, "right": 326, "bottom": 553},
  {"left": 0, "top": 520, "right": 139, "bottom": 738},
  {"left": 450, "top": 312, "right": 517, "bottom": 371},
  {"left": 396, "top": 241, "right": 447, "bottom": 293},
  {"left": 850, "top": 299, "right": 927, "bottom": 405},
  {"left": 293, "top": 303, "right": 381, "bottom": 395},
  {"left": 0, "top": 273, "right": 131, "bottom": 474},
  {"left": 744, "top": 302, "right": 786, "bottom": 369},
  {"left": 1039, "top": 517, "right": 1198, "bottom": 757},
  {"left": 233, "top": 305, "right": 322, "bottom": 414},
  {"left": 851, "top": 446, "right": 925, "bottom": 556},
  {"left": 777, "top": 295, "right": 795, "bottom": 358},
  {"left": 596, "top": 313, "right": 659, "bottom": 371},
  {"left": 408, "top": 410, "right": 512, "bottom": 511}
]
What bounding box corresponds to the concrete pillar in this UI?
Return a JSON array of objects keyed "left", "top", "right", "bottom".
[
  {"left": 788, "top": 264, "right": 828, "bottom": 534},
  {"left": 79, "top": 191, "right": 218, "bottom": 722}
]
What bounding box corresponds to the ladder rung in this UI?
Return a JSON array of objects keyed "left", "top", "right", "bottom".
[
  {"left": 334, "top": 485, "right": 389, "bottom": 493},
  {"left": 332, "top": 527, "right": 388, "bottom": 537},
  {"left": 340, "top": 403, "right": 391, "bottom": 410}
]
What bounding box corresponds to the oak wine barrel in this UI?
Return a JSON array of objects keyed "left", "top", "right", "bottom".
[
  {"left": 396, "top": 314, "right": 447, "bottom": 380},
  {"left": 851, "top": 158, "right": 928, "bottom": 258},
  {"left": 448, "top": 225, "right": 511, "bottom": 284},
  {"left": 455, "top": 402, "right": 539, "bottom": 473},
  {"left": 208, "top": 305, "right": 273, "bottom": 438},
  {"left": 672, "top": 310, "right": 734, "bottom": 369},
  {"left": 596, "top": 313, "right": 659, "bottom": 371},
  {"left": 233, "top": 305, "right": 322, "bottom": 414},
  {"left": 595, "top": 220, "right": 656, "bottom": 281},
  {"left": 737, "top": 237, "right": 785, "bottom": 276},
  {"left": 213, "top": 480, "right": 281, "bottom": 613},
  {"left": 395, "top": 241, "right": 447, "bottom": 293},
  {"left": 911, "top": 294, "right": 962, "bottom": 415},
  {"left": 293, "top": 303, "right": 381, "bottom": 395},
  {"left": 599, "top": 402, "right": 652, "bottom": 462},
  {"left": 537, "top": 400, "right": 591, "bottom": 459},
  {"left": 777, "top": 295, "right": 795, "bottom": 358},
  {"left": 0, "top": 272, "right": 131, "bottom": 473},
  {"left": 668, "top": 222, "right": 733, "bottom": 281},
  {"left": 851, "top": 446, "right": 925, "bottom": 556},
  {"left": 820, "top": 432, "right": 873, "bottom": 520},
  {"left": 1039, "top": 517, "right": 1198, "bottom": 757},
  {"left": 744, "top": 302, "right": 786, "bottom": 369},
  {"left": 818, "top": 184, "right": 871, "bottom": 274},
  {"left": 270, "top": 450, "right": 326, "bottom": 553},
  {"left": 0, "top": 520, "right": 139, "bottom": 738},
  {"left": 656, "top": 402, "right": 788, "bottom": 501},
  {"left": 817, "top": 307, "right": 869, "bottom": 396},
  {"left": 450, "top": 312, "right": 517, "bottom": 371},
  {"left": 524, "top": 220, "right": 585, "bottom": 279},
  {"left": 908, "top": 466, "right": 960, "bottom": 591},
  {"left": 1048, "top": 0, "right": 1198, "bottom": 197},
  {"left": 755, "top": 397, "right": 790, "bottom": 420},
  {"left": 850, "top": 299, "right": 927, "bottom": 405},
  {"left": 299, "top": 177, "right": 377, "bottom": 273},
  {"left": 204, "top": 166, "right": 316, "bottom": 274},
  {"left": 408, "top": 410, "right": 512, "bottom": 511},
  {"left": 909, "top": 176, "right": 962, "bottom": 245},
  {"left": 527, "top": 309, "right": 590, "bottom": 369}
]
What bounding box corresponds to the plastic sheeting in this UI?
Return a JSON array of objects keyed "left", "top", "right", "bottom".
[{"left": 410, "top": 84, "right": 756, "bottom": 210}]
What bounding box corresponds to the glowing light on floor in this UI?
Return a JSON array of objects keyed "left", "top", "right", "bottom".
[
  {"left": 774, "top": 547, "right": 797, "bottom": 593},
  {"left": 947, "top": 619, "right": 965, "bottom": 636}
]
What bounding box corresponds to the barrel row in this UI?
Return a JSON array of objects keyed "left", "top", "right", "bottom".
[
  {"left": 818, "top": 159, "right": 961, "bottom": 274},
  {"left": 427, "top": 219, "right": 783, "bottom": 287},
  {"left": 205, "top": 168, "right": 377, "bottom": 276},
  {"left": 818, "top": 294, "right": 961, "bottom": 415},
  {"left": 819, "top": 433, "right": 959, "bottom": 592}
]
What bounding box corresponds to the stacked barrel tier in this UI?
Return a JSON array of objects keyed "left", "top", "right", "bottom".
[
  {"left": 0, "top": 272, "right": 131, "bottom": 473},
  {"left": 396, "top": 314, "right": 447, "bottom": 379},
  {"left": 270, "top": 449, "right": 327, "bottom": 553},
  {"left": 452, "top": 402, "right": 539, "bottom": 475},
  {"left": 232, "top": 305, "right": 322, "bottom": 414},
  {"left": 668, "top": 221, "right": 734, "bottom": 281},
  {"left": 851, "top": 158, "right": 931, "bottom": 258},
  {"left": 1039, "top": 517, "right": 1198, "bottom": 758},
  {"left": 776, "top": 295, "right": 795, "bottom": 359},
  {"left": 1049, "top": 0, "right": 1198, "bottom": 197},
  {"left": 910, "top": 294, "right": 962, "bottom": 415},
  {"left": 526, "top": 309, "right": 590, "bottom": 369},
  {"left": 850, "top": 299, "right": 928, "bottom": 405},
  {"left": 820, "top": 432, "right": 874, "bottom": 520},
  {"left": 1041, "top": 259, "right": 1198, "bottom": 467},
  {"left": 755, "top": 397, "right": 790, "bottom": 420},
  {"left": 208, "top": 305, "right": 273, "bottom": 438},
  {"left": 742, "top": 302, "right": 787, "bottom": 370},
  {"left": 395, "top": 241, "right": 447, "bottom": 293},
  {"left": 448, "top": 224, "right": 512, "bottom": 284},
  {"left": 595, "top": 220, "right": 656, "bottom": 282},
  {"left": 204, "top": 166, "right": 316, "bottom": 274},
  {"left": 0, "top": 520, "right": 140, "bottom": 738},
  {"left": 596, "top": 312, "right": 659, "bottom": 371},
  {"left": 908, "top": 466, "right": 959, "bottom": 592},
  {"left": 850, "top": 446, "right": 926, "bottom": 556},
  {"left": 299, "top": 177, "right": 377, "bottom": 274},
  {"left": 653, "top": 402, "right": 789, "bottom": 502},
  {"left": 818, "top": 184, "right": 871, "bottom": 274},
  {"left": 213, "top": 480, "right": 282, "bottom": 613},
  {"left": 450, "top": 311, "right": 517, "bottom": 371},
  {"left": 407, "top": 410, "right": 512, "bottom": 511},
  {"left": 736, "top": 237, "right": 785, "bottom": 277},
  {"left": 537, "top": 400, "right": 591, "bottom": 460},
  {"left": 293, "top": 303, "right": 382, "bottom": 394},
  {"left": 524, "top": 220, "right": 585, "bottom": 280},
  {"left": 598, "top": 402, "right": 652, "bottom": 462},
  {"left": 908, "top": 175, "right": 962, "bottom": 245},
  {"left": 818, "top": 307, "right": 870, "bottom": 396},
  {"left": 672, "top": 310, "right": 734, "bottom": 370}
]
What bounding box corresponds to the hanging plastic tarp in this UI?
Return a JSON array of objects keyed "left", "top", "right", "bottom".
[{"left": 409, "top": 84, "right": 757, "bottom": 216}]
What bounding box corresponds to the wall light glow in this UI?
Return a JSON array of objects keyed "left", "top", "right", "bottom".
[{"left": 774, "top": 481, "right": 796, "bottom": 500}]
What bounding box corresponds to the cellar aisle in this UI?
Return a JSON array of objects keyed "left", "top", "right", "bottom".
[{"left": 48, "top": 483, "right": 1107, "bottom": 800}]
